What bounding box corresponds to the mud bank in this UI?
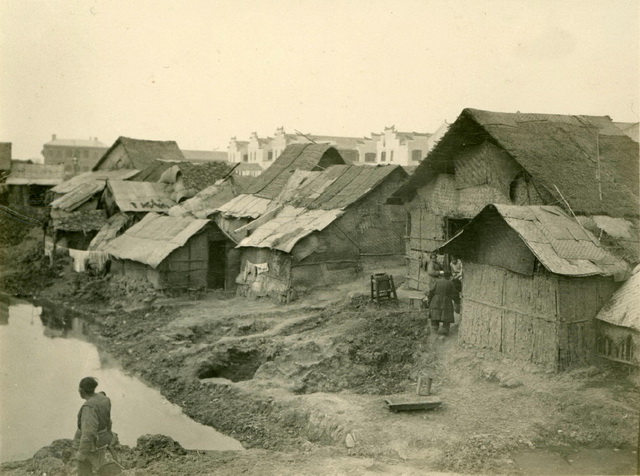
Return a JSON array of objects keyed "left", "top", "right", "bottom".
[{"left": 1, "top": 234, "right": 639, "bottom": 475}]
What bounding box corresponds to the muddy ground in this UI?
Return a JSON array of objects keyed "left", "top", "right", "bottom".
[{"left": 1, "top": 229, "right": 639, "bottom": 475}]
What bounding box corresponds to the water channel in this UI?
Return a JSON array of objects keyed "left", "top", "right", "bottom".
[{"left": 0, "top": 296, "right": 243, "bottom": 463}]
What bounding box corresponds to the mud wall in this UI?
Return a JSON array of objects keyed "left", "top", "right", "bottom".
[
  {"left": 111, "top": 258, "right": 162, "bottom": 288},
  {"left": 236, "top": 247, "right": 292, "bottom": 299},
  {"left": 404, "top": 141, "right": 528, "bottom": 290}
]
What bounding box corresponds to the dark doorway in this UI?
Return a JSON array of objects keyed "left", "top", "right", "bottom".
[
  {"left": 208, "top": 241, "right": 227, "bottom": 289},
  {"left": 445, "top": 218, "right": 470, "bottom": 240}
]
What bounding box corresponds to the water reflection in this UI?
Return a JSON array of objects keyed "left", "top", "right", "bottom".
[{"left": 0, "top": 297, "right": 243, "bottom": 463}]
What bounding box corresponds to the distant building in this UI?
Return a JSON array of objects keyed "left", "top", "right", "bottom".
[
  {"left": 228, "top": 137, "right": 249, "bottom": 164},
  {"left": 229, "top": 126, "right": 433, "bottom": 170},
  {"left": 42, "top": 135, "right": 108, "bottom": 177},
  {"left": 181, "top": 149, "right": 228, "bottom": 163},
  {"left": 363, "top": 126, "right": 432, "bottom": 166},
  {"left": 0, "top": 143, "right": 11, "bottom": 173}
]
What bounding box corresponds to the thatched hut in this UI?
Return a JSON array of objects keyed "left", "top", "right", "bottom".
[
  {"left": 388, "top": 108, "right": 640, "bottom": 291},
  {"left": 596, "top": 265, "right": 640, "bottom": 367},
  {"left": 92, "top": 136, "right": 185, "bottom": 172},
  {"left": 234, "top": 164, "right": 408, "bottom": 300},
  {"left": 439, "top": 204, "right": 629, "bottom": 370}
]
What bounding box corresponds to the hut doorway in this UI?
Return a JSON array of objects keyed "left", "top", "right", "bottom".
[
  {"left": 445, "top": 218, "right": 470, "bottom": 239},
  {"left": 208, "top": 241, "right": 227, "bottom": 289}
]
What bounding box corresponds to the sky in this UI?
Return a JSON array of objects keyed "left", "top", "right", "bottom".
[{"left": 0, "top": 0, "right": 638, "bottom": 160}]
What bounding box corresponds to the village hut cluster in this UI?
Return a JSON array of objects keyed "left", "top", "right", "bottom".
[{"left": 1, "top": 108, "right": 638, "bottom": 371}]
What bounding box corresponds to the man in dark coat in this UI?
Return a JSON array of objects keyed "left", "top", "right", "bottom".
[
  {"left": 427, "top": 270, "right": 460, "bottom": 335},
  {"left": 73, "top": 377, "right": 115, "bottom": 475}
]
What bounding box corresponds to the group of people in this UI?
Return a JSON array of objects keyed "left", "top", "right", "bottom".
[{"left": 423, "top": 252, "right": 463, "bottom": 336}]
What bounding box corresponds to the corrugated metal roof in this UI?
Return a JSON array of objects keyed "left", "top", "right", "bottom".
[
  {"left": 237, "top": 205, "right": 343, "bottom": 252},
  {"left": 50, "top": 181, "right": 104, "bottom": 211},
  {"left": 104, "top": 213, "right": 209, "bottom": 268},
  {"left": 442, "top": 204, "right": 630, "bottom": 278},
  {"left": 596, "top": 265, "right": 640, "bottom": 331},
  {"left": 6, "top": 163, "right": 65, "bottom": 185},
  {"left": 216, "top": 194, "right": 274, "bottom": 219},
  {"left": 51, "top": 169, "right": 139, "bottom": 194},
  {"left": 107, "top": 180, "right": 176, "bottom": 212},
  {"left": 242, "top": 143, "right": 346, "bottom": 199},
  {"left": 497, "top": 204, "right": 629, "bottom": 277},
  {"left": 88, "top": 213, "right": 131, "bottom": 251},
  {"left": 168, "top": 175, "right": 249, "bottom": 218},
  {"left": 286, "top": 165, "right": 406, "bottom": 210}
]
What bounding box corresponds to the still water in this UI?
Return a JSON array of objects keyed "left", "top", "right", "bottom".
[{"left": 0, "top": 297, "right": 243, "bottom": 462}]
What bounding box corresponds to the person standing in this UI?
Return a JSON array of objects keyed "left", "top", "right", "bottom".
[
  {"left": 73, "top": 377, "right": 114, "bottom": 476},
  {"left": 427, "top": 270, "right": 460, "bottom": 336},
  {"left": 450, "top": 255, "right": 463, "bottom": 296}
]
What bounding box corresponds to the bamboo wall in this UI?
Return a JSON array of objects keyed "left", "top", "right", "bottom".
[
  {"left": 461, "top": 263, "right": 619, "bottom": 370},
  {"left": 461, "top": 262, "right": 560, "bottom": 369},
  {"left": 556, "top": 276, "right": 619, "bottom": 368},
  {"left": 111, "top": 232, "right": 208, "bottom": 290}
]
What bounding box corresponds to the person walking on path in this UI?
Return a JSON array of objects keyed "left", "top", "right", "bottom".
[
  {"left": 427, "top": 270, "right": 460, "bottom": 336},
  {"left": 73, "top": 377, "right": 115, "bottom": 475}
]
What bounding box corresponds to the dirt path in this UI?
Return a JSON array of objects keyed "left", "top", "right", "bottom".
[{"left": 1, "top": 242, "right": 638, "bottom": 475}]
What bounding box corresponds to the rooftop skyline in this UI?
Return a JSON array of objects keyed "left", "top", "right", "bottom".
[{"left": 1, "top": 0, "right": 638, "bottom": 159}]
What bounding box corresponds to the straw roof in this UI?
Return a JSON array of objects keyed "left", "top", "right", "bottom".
[
  {"left": 439, "top": 204, "right": 630, "bottom": 279},
  {"left": 104, "top": 213, "right": 209, "bottom": 268},
  {"left": 131, "top": 159, "right": 233, "bottom": 192},
  {"left": 596, "top": 264, "right": 640, "bottom": 331},
  {"left": 391, "top": 108, "right": 639, "bottom": 217},
  {"left": 93, "top": 137, "right": 185, "bottom": 172},
  {"left": 51, "top": 208, "right": 108, "bottom": 232}
]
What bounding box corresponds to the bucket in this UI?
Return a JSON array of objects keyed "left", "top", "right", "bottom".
[{"left": 417, "top": 376, "right": 433, "bottom": 396}]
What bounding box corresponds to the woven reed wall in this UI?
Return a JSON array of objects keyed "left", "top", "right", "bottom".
[{"left": 461, "top": 262, "right": 560, "bottom": 369}]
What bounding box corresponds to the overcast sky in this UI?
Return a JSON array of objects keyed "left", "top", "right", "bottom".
[{"left": 1, "top": 0, "right": 638, "bottom": 159}]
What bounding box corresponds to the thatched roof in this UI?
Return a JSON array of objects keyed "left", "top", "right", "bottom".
[
  {"left": 391, "top": 108, "right": 639, "bottom": 217},
  {"left": 93, "top": 137, "right": 184, "bottom": 172},
  {"left": 596, "top": 264, "right": 640, "bottom": 331},
  {"left": 51, "top": 208, "right": 108, "bottom": 232},
  {"left": 241, "top": 144, "right": 346, "bottom": 199},
  {"left": 439, "top": 204, "right": 630, "bottom": 279},
  {"left": 104, "top": 213, "right": 209, "bottom": 268},
  {"left": 131, "top": 159, "right": 233, "bottom": 192}
]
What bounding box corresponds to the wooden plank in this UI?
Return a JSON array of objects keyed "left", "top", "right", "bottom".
[{"left": 385, "top": 397, "right": 442, "bottom": 412}]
